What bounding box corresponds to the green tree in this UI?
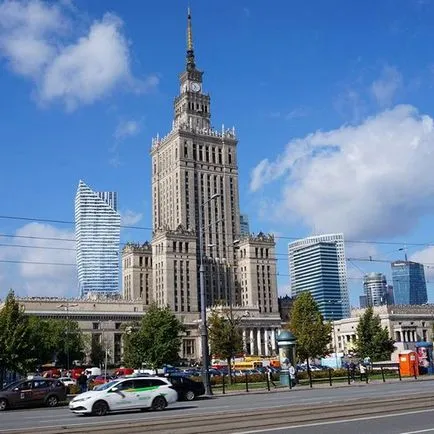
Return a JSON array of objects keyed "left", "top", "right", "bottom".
[
  {"left": 89, "top": 336, "right": 105, "bottom": 367},
  {"left": 355, "top": 306, "right": 395, "bottom": 361},
  {"left": 0, "top": 290, "right": 34, "bottom": 386},
  {"left": 123, "top": 304, "right": 185, "bottom": 371},
  {"left": 289, "top": 292, "right": 332, "bottom": 365},
  {"left": 208, "top": 308, "right": 243, "bottom": 381}
]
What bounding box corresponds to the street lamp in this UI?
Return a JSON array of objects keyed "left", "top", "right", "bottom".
[
  {"left": 57, "top": 302, "right": 78, "bottom": 373},
  {"left": 198, "top": 192, "right": 220, "bottom": 396}
]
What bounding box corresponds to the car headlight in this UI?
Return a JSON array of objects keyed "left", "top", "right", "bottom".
[{"left": 72, "top": 396, "right": 92, "bottom": 403}]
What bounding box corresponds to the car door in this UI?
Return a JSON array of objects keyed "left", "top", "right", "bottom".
[
  {"left": 12, "top": 381, "right": 34, "bottom": 408},
  {"left": 31, "top": 380, "right": 50, "bottom": 404},
  {"left": 106, "top": 380, "right": 136, "bottom": 411},
  {"left": 131, "top": 378, "right": 156, "bottom": 408}
]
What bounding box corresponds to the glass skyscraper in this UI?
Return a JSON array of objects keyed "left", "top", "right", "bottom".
[
  {"left": 363, "top": 273, "right": 388, "bottom": 307},
  {"left": 391, "top": 261, "right": 427, "bottom": 305},
  {"left": 240, "top": 214, "right": 250, "bottom": 237},
  {"left": 75, "top": 180, "right": 121, "bottom": 298},
  {"left": 289, "top": 233, "right": 350, "bottom": 320}
]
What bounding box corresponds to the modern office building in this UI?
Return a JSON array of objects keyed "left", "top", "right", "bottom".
[
  {"left": 391, "top": 261, "right": 427, "bottom": 305},
  {"left": 288, "top": 233, "right": 350, "bottom": 320},
  {"left": 240, "top": 214, "right": 250, "bottom": 237},
  {"left": 75, "top": 180, "right": 121, "bottom": 298},
  {"left": 362, "top": 273, "right": 388, "bottom": 307}
]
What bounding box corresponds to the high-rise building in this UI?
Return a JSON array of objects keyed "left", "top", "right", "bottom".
[
  {"left": 391, "top": 261, "right": 427, "bottom": 305},
  {"left": 288, "top": 233, "right": 350, "bottom": 320},
  {"left": 363, "top": 273, "right": 388, "bottom": 307},
  {"left": 148, "top": 10, "right": 278, "bottom": 314},
  {"left": 240, "top": 214, "right": 250, "bottom": 237},
  {"left": 75, "top": 180, "right": 121, "bottom": 298}
]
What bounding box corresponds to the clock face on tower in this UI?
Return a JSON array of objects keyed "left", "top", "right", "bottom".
[{"left": 191, "top": 82, "right": 201, "bottom": 92}]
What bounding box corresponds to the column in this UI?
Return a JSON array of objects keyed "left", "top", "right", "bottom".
[
  {"left": 249, "top": 329, "right": 254, "bottom": 355},
  {"left": 271, "top": 328, "right": 276, "bottom": 352},
  {"left": 242, "top": 328, "right": 247, "bottom": 353},
  {"left": 257, "top": 328, "right": 262, "bottom": 356},
  {"left": 264, "top": 329, "right": 269, "bottom": 356}
]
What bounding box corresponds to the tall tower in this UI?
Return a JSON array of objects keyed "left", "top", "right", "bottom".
[
  {"left": 150, "top": 9, "right": 241, "bottom": 312},
  {"left": 75, "top": 180, "right": 121, "bottom": 298}
]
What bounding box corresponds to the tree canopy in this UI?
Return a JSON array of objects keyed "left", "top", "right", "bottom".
[
  {"left": 355, "top": 306, "right": 395, "bottom": 361},
  {"left": 122, "top": 304, "right": 185, "bottom": 370},
  {"left": 289, "top": 291, "right": 332, "bottom": 362}
]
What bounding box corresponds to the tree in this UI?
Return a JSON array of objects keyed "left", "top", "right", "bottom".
[
  {"left": 208, "top": 308, "right": 243, "bottom": 381},
  {"left": 123, "top": 304, "right": 185, "bottom": 371},
  {"left": 89, "top": 336, "right": 105, "bottom": 367},
  {"left": 0, "top": 290, "right": 34, "bottom": 386},
  {"left": 355, "top": 306, "right": 395, "bottom": 361},
  {"left": 289, "top": 292, "right": 332, "bottom": 364}
]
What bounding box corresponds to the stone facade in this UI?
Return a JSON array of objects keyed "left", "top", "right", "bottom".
[{"left": 332, "top": 305, "right": 434, "bottom": 361}]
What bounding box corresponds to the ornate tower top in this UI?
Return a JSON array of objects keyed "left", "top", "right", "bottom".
[{"left": 186, "top": 7, "right": 195, "bottom": 71}]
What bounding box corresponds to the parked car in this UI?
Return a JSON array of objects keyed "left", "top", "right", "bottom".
[
  {"left": 0, "top": 377, "right": 67, "bottom": 411},
  {"left": 69, "top": 377, "right": 178, "bottom": 416},
  {"left": 167, "top": 375, "right": 205, "bottom": 401}
]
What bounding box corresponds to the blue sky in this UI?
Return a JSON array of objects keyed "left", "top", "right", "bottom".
[{"left": 2, "top": 0, "right": 434, "bottom": 306}]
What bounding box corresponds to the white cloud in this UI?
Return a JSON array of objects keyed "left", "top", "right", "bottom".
[
  {"left": 0, "top": 1, "right": 152, "bottom": 110},
  {"left": 0, "top": 222, "right": 76, "bottom": 298},
  {"left": 120, "top": 210, "right": 143, "bottom": 226},
  {"left": 114, "top": 119, "right": 141, "bottom": 140},
  {"left": 250, "top": 104, "right": 434, "bottom": 239},
  {"left": 411, "top": 246, "right": 434, "bottom": 279},
  {"left": 371, "top": 65, "right": 403, "bottom": 107}
]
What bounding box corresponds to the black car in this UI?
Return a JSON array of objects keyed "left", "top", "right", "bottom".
[{"left": 167, "top": 375, "right": 205, "bottom": 401}]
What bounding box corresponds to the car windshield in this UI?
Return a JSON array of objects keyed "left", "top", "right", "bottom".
[
  {"left": 93, "top": 380, "right": 120, "bottom": 391},
  {"left": 2, "top": 381, "right": 21, "bottom": 390}
]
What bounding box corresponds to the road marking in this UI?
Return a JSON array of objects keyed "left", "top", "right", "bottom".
[
  {"left": 400, "top": 429, "right": 434, "bottom": 434},
  {"left": 235, "top": 408, "right": 434, "bottom": 434}
]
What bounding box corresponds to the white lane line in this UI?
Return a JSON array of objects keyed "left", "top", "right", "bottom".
[
  {"left": 234, "top": 408, "right": 434, "bottom": 434},
  {"left": 400, "top": 429, "right": 434, "bottom": 434}
]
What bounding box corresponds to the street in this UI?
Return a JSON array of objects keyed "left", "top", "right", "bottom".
[{"left": 0, "top": 380, "right": 433, "bottom": 433}]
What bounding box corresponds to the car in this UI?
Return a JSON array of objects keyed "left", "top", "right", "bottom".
[
  {"left": 167, "top": 375, "right": 205, "bottom": 401},
  {"left": 59, "top": 377, "right": 77, "bottom": 388},
  {"left": 0, "top": 377, "right": 67, "bottom": 411},
  {"left": 69, "top": 376, "right": 178, "bottom": 416}
]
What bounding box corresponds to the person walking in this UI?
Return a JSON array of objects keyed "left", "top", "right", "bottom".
[
  {"left": 349, "top": 361, "right": 356, "bottom": 382},
  {"left": 266, "top": 367, "right": 276, "bottom": 387},
  {"left": 289, "top": 363, "right": 296, "bottom": 387},
  {"left": 78, "top": 372, "right": 88, "bottom": 394},
  {"left": 359, "top": 363, "right": 367, "bottom": 381}
]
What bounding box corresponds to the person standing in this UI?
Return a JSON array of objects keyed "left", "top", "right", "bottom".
[
  {"left": 289, "top": 364, "right": 296, "bottom": 387},
  {"left": 78, "top": 372, "right": 88, "bottom": 394},
  {"left": 266, "top": 367, "right": 276, "bottom": 387}
]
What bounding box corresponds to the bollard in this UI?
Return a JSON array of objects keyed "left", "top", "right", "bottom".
[
  {"left": 222, "top": 373, "right": 226, "bottom": 394},
  {"left": 245, "top": 373, "right": 249, "bottom": 392},
  {"left": 347, "top": 367, "right": 351, "bottom": 385},
  {"left": 381, "top": 367, "right": 386, "bottom": 383},
  {"left": 289, "top": 374, "right": 292, "bottom": 390},
  {"left": 365, "top": 368, "right": 369, "bottom": 384},
  {"left": 413, "top": 365, "right": 417, "bottom": 380},
  {"left": 308, "top": 369, "right": 313, "bottom": 388},
  {"left": 266, "top": 373, "right": 270, "bottom": 392},
  {"left": 328, "top": 368, "right": 332, "bottom": 387},
  {"left": 398, "top": 365, "right": 402, "bottom": 381}
]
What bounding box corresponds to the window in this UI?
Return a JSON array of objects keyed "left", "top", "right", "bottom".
[
  {"left": 116, "top": 380, "right": 134, "bottom": 391},
  {"left": 93, "top": 322, "right": 99, "bottom": 330},
  {"left": 32, "top": 380, "right": 49, "bottom": 389}
]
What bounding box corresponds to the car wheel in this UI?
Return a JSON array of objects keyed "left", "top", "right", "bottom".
[
  {"left": 92, "top": 400, "right": 109, "bottom": 416},
  {"left": 151, "top": 396, "right": 167, "bottom": 411},
  {"left": 46, "top": 395, "right": 59, "bottom": 407},
  {"left": 0, "top": 398, "right": 8, "bottom": 411},
  {"left": 184, "top": 390, "right": 195, "bottom": 401}
]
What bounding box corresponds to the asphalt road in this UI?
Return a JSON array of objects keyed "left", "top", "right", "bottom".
[{"left": 1, "top": 380, "right": 433, "bottom": 433}]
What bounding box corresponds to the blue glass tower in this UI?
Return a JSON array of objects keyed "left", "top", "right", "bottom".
[{"left": 391, "top": 261, "right": 427, "bottom": 305}]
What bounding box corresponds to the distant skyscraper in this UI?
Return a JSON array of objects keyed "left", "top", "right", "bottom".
[
  {"left": 288, "top": 233, "right": 350, "bottom": 320},
  {"left": 240, "top": 214, "right": 250, "bottom": 237},
  {"left": 391, "top": 261, "right": 427, "bottom": 305},
  {"left": 363, "top": 273, "right": 388, "bottom": 307},
  {"left": 75, "top": 180, "right": 121, "bottom": 298}
]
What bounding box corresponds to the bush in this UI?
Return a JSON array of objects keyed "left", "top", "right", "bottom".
[
  {"left": 296, "top": 368, "right": 348, "bottom": 380},
  {"left": 68, "top": 384, "right": 81, "bottom": 395}
]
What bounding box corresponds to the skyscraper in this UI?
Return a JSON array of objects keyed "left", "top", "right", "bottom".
[
  {"left": 240, "top": 214, "right": 250, "bottom": 237},
  {"left": 75, "top": 180, "right": 121, "bottom": 298},
  {"left": 149, "top": 10, "right": 278, "bottom": 314},
  {"left": 363, "top": 272, "right": 388, "bottom": 307},
  {"left": 288, "top": 233, "right": 350, "bottom": 320},
  {"left": 391, "top": 261, "right": 427, "bottom": 305}
]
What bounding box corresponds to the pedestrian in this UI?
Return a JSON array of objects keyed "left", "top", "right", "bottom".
[
  {"left": 78, "top": 372, "right": 88, "bottom": 394},
  {"left": 359, "top": 363, "right": 367, "bottom": 381},
  {"left": 267, "top": 367, "right": 276, "bottom": 387},
  {"left": 289, "top": 363, "right": 296, "bottom": 387},
  {"left": 349, "top": 361, "right": 356, "bottom": 382}
]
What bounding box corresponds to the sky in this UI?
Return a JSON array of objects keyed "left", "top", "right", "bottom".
[{"left": 2, "top": 0, "right": 434, "bottom": 306}]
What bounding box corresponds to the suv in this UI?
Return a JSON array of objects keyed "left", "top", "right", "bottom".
[
  {"left": 167, "top": 375, "right": 205, "bottom": 401},
  {"left": 69, "top": 376, "right": 178, "bottom": 416},
  {"left": 0, "top": 377, "right": 67, "bottom": 411}
]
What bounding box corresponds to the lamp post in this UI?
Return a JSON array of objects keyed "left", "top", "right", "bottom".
[
  {"left": 199, "top": 192, "right": 220, "bottom": 396},
  {"left": 57, "top": 302, "right": 78, "bottom": 373}
]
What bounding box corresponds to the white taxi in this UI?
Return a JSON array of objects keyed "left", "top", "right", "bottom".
[{"left": 69, "top": 377, "right": 177, "bottom": 416}]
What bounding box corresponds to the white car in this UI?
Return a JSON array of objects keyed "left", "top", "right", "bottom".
[
  {"left": 59, "top": 377, "right": 76, "bottom": 388},
  {"left": 69, "top": 377, "right": 177, "bottom": 416}
]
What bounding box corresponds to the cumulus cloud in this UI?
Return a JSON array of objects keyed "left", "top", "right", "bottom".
[
  {"left": 120, "top": 210, "right": 143, "bottom": 226},
  {"left": 250, "top": 105, "right": 434, "bottom": 239},
  {"left": 114, "top": 119, "right": 141, "bottom": 140},
  {"left": 0, "top": 222, "right": 77, "bottom": 298},
  {"left": 411, "top": 246, "right": 434, "bottom": 279},
  {"left": 0, "top": 0, "right": 152, "bottom": 110},
  {"left": 371, "top": 65, "right": 403, "bottom": 107}
]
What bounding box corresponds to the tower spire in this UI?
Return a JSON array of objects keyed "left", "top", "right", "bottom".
[{"left": 186, "top": 7, "right": 195, "bottom": 71}]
